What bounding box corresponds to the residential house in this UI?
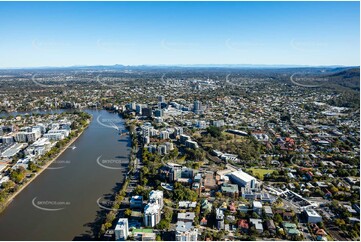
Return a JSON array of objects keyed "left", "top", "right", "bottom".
[
  {"left": 265, "top": 220, "right": 276, "bottom": 233},
  {"left": 249, "top": 218, "right": 263, "bottom": 233}
]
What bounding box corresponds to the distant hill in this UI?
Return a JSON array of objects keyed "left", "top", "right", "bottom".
[
  {"left": 327, "top": 67, "right": 360, "bottom": 91},
  {"left": 329, "top": 67, "right": 359, "bottom": 78}
]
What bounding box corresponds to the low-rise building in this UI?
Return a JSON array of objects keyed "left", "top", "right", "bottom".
[
  {"left": 264, "top": 206, "right": 273, "bottom": 217},
  {"left": 283, "top": 222, "right": 300, "bottom": 237},
  {"left": 177, "top": 212, "right": 195, "bottom": 223},
  {"left": 249, "top": 218, "right": 263, "bottom": 233},
  {"left": 266, "top": 220, "right": 276, "bottom": 232},
  {"left": 221, "top": 183, "right": 239, "bottom": 198},
  {"left": 216, "top": 208, "right": 225, "bottom": 230},
  {"left": 130, "top": 195, "right": 143, "bottom": 209},
  {"left": 304, "top": 209, "right": 322, "bottom": 223},
  {"left": 131, "top": 229, "right": 156, "bottom": 241},
  {"left": 253, "top": 201, "right": 263, "bottom": 216},
  {"left": 175, "top": 221, "right": 198, "bottom": 241},
  {"left": 203, "top": 172, "right": 217, "bottom": 191},
  {"left": 178, "top": 201, "right": 197, "bottom": 209}
]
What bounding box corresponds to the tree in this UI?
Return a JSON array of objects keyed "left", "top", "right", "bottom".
[
  {"left": 141, "top": 177, "right": 148, "bottom": 186},
  {"left": 1, "top": 180, "right": 15, "bottom": 191},
  {"left": 334, "top": 219, "right": 345, "bottom": 227},
  {"left": 195, "top": 204, "right": 201, "bottom": 216},
  {"left": 252, "top": 212, "right": 260, "bottom": 219},
  {"left": 330, "top": 185, "right": 339, "bottom": 194},
  {"left": 277, "top": 228, "right": 286, "bottom": 237},
  {"left": 173, "top": 184, "right": 198, "bottom": 202},
  {"left": 106, "top": 211, "right": 116, "bottom": 223},
  {"left": 163, "top": 207, "right": 173, "bottom": 221},
  {"left": 104, "top": 222, "right": 112, "bottom": 229},
  {"left": 216, "top": 231, "right": 225, "bottom": 240},
  {"left": 274, "top": 213, "right": 283, "bottom": 224},
  {"left": 100, "top": 224, "right": 106, "bottom": 235},
  {"left": 156, "top": 219, "right": 170, "bottom": 230},
  {"left": 28, "top": 161, "right": 38, "bottom": 172},
  {"left": 207, "top": 126, "right": 222, "bottom": 138},
  {"left": 10, "top": 167, "right": 26, "bottom": 184},
  {"left": 250, "top": 226, "right": 259, "bottom": 236},
  {"left": 141, "top": 166, "right": 149, "bottom": 176},
  {"left": 317, "top": 222, "right": 324, "bottom": 229},
  {"left": 124, "top": 208, "right": 132, "bottom": 217}
]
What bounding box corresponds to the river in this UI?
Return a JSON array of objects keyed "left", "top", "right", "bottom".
[{"left": 0, "top": 109, "right": 131, "bottom": 240}]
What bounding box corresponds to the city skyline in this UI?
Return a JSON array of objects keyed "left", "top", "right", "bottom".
[{"left": 0, "top": 1, "right": 359, "bottom": 68}]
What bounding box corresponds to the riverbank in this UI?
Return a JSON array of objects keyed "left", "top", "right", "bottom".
[
  {"left": 98, "top": 116, "right": 136, "bottom": 238},
  {"left": 0, "top": 120, "right": 91, "bottom": 214}
]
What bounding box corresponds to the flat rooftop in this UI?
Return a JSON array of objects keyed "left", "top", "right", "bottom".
[{"left": 230, "top": 170, "right": 256, "bottom": 182}]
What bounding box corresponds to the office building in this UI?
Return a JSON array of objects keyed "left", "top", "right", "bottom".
[
  {"left": 143, "top": 136, "right": 150, "bottom": 145},
  {"left": 212, "top": 120, "right": 225, "bottom": 127},
  {"left": 144, "top": 203, "right": 161, "bottom": 227},
  {"left": 1, "top": 135, "right": 14, "bottom": 144},
  {"left": 158, "top": 95, "right": 165, "bottom": 103},
  {"left": 165, "top": 142, "right": 174, "bottom": 151},
  {"left": 158, "top": 144, "right": 167, "bottom": 155},
  {"left": 141, "top": 107, "right": 152, "bottom": 118},
  {"left": 193, "top": 100, "right": 203, "bottom": 115},
  {"left": 196, "top": 120, "right": 206, "bottom": 129},
  {"left": 136, "top": 104, "right": 143, "bottom": 115},
  {"left": 173, "top": 127, "right": 183, "bottom": 138},
  {"left": 180, "top": 134, "right": 191, "bottom": 144},
  {"left": 154, "top": 109, "right": 163, "bottom": 117},
  {"left": 147, "top": 145, "right": 157, "bottom": 153},
  {"left": 33, "top": 124, "right": 47, "bottom": 134},
  {"left": 47, "top": 129, "right": 69, "bottom": 137},
  {"left": 115, "top": 218, "right": 129, "bottom": 241},
  {"left": 185, "top": 140, "right": 199, "bottom": 149},
  {"left": 44, "top": 133, "right": 65, "bottom": 141},
  {"left": 149, "top": 190, "right": 163, "bottom": 209},
  {"left": 160, "top": 131, "right": 169, "bottom": 140},
  {"left": 14, "top": 130, "right": 41, "bottom": 143},
  {"left": 228, "top": 170, "right": 257, "bottom": 189}
]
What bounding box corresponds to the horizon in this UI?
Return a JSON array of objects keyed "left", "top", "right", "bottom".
[
  {"left": 0, "top": 1, "right": 359, "bottom": 68},
  {"left": 0, "top": 63, "right": 359, "bottom": 70}
]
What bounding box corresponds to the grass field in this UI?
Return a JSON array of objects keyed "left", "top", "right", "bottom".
[
  {"left": 246, "top": 168, "right": 276, "bottom": 180},
  {"left": 222, "top": 131, "right": 247, "bottom": 142}
]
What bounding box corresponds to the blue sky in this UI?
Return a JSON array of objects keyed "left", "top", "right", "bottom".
[{"left": 0, "top": 1, "right": 359, "bottom": 67}]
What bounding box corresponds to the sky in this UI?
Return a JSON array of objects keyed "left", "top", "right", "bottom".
[{"left": 0, "top": 1, "right": 359, "bottom": 68}]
